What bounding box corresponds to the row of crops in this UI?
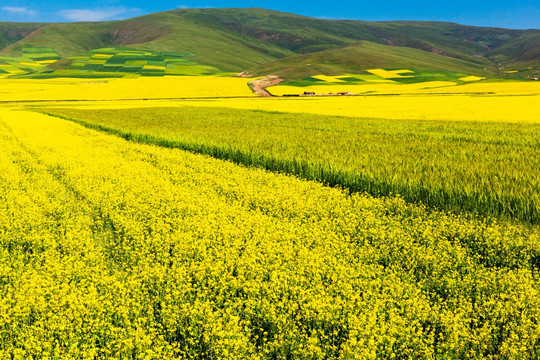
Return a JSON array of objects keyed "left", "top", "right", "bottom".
[
  {"left": 43, "top": 106, "right": 540, "bottom": 224},
  {"left": 0, "top": 108, "right": 539, "bottom": 358}
]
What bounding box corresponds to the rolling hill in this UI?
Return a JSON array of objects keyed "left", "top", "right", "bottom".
[
  {"left": 0, "top": 7, "right": 539, "bottom": 79},
  {"left": 247, "top": 41, "right": 489, "bottom": 79}
]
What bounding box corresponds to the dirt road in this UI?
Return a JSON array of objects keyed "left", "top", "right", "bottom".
[{"left": 248, "top": 75, "right": 284, "bottom": 97}]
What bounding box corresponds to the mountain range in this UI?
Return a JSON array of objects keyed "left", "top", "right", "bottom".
[{"left": 1, "top": 7, "right": 539, "bottom": 79}]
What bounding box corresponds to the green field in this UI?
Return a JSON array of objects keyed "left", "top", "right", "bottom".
[{"left": 43, "top": 106, "right": 540, "bottom": 224}]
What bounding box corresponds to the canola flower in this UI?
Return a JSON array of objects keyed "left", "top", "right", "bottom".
[{"left": 0, "top": 107, "right": 539, "bottom": 358}]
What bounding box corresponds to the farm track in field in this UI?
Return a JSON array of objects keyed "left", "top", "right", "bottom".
[{"left": 247, "top": 75, "right": 284, "bottom": 97}]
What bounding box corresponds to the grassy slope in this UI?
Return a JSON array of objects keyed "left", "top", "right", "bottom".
[
  {"left": 169, "top": 7, "right": 371, "bottom": 52},
  {"left": 163, "top": 9, "right": 539, "bottom": 75},
  {"left": 1, "top": 8, "right": 538, "bottom": 76},
  {"left": 1, "top": 22, "right": 117, "bottom": 58},
  {"left": 128, "top": 12, "right": 293, "bottom": 71},
  {"left": 367, "top": 22, "right": 509, "bottom": 63},
  {"left": 490, "top": 32, "right": 540, "bottom": 70},
  {"left": 0, "top": 11, "right": 297, "bottom": 72},
  {"left": 43, "top": 106, "right": 540, "bottom": 224},
  {"left": 249, "top": 41, "right": 488, "bottom": 79},
  {"left": 0, "top": 22, "right": 44, "bottom": 50}
]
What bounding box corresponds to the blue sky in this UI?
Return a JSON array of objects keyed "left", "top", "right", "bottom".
[{"left": 1, "top": 0, "right": 539, "bottom": 29}]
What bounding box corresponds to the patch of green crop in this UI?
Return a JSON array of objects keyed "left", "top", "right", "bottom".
[
  {"left": 285, "top": 77, "right": 327, "bottom": 87},
  {"left": 389, "top": 70, "right": 469, "bottom": 84},
  {"left": 338, "top": 76, "right": 365, "bottom": 82},
  {"left": 43, "top": 106, "right": 540, "bottom": 224}
]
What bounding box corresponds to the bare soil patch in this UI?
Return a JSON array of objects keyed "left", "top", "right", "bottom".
[{"left": 248, "top": 75, "right": 284, "bottom": 97}]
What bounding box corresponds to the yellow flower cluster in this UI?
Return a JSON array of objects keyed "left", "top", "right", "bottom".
[
  {"left": 0, "top": 108, "right": 539, "bottom": 358},
  {"left": 366, "top": 69, "right": 415, "bottom": 78}
]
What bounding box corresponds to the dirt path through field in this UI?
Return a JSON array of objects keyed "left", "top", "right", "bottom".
[{"left": 248, "top": 75, "right": 284, "bottom": 97}]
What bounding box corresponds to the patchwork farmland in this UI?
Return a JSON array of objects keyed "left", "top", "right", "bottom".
[
  {"left": 2, "top": 47, "right": 223, "bottom": 78},
  {"left": 0, "top": 46, "right": 61, "bottom": 76}
]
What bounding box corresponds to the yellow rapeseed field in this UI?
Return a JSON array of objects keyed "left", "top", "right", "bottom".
[
  {"left": 1, "top": 107, "right": 539, "bottom": 358},
  {"left": 2, "top": 48, "right": 540, "bottom": 358},
  {"left": 5, "top": 77, "right": 536, "bottom": 124},
  {"left": 1, "top": 75, "right": 539, "bottom": 124},
  {"left": 177, "top": 93, "right": 540, "bottom": 123},
  {"left": 1, "top": 70, "right": 540, "bottom": 357},
  {"left": 268, "top": 79, "right": 540, "bottom": 95},
  {"left": 366, "top": 69, "right": 414, "bottom": 78},
  {"left": 459, "top": 75, "right": 486, "bottom": 82},
  {"left": 0, "top": 75, "right": 255, "bottom": 101}
]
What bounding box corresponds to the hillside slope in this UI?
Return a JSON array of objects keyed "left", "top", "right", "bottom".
[
  {"left": 489, "top": 32, "right": 540, "bottom": 68},
  {"left": 248, "top": 41, "right": 489, "bottom": 79},
  {"left": 0, "top": 8, "right": 539, "bottom": 77},
  {"left": 0, "top": 10, "right": 297, "bottom": 71},
  {"left": 0, "top": 22, "right": 43, "bottom": 50}
]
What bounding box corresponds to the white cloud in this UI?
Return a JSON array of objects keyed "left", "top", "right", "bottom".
[
  {"left": 176, "top": 5, "right": 214, "bottom": 9},
  {"left": 1, "top": 6, "right": 38, "bottom": 17},
  {"left": 58, "top": 7, "right": 128, "bottom": 22}
]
